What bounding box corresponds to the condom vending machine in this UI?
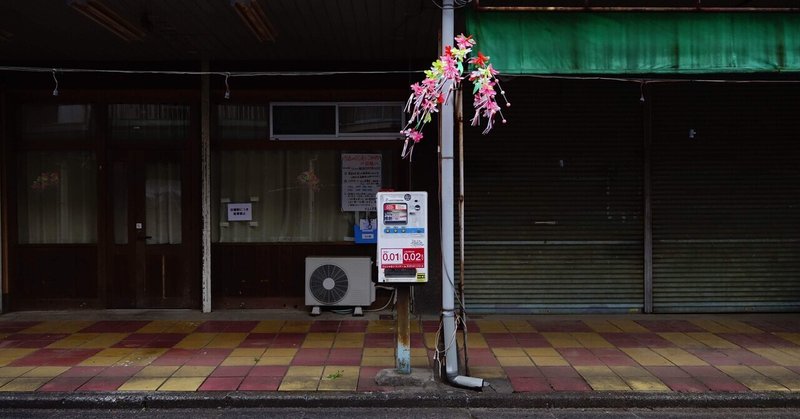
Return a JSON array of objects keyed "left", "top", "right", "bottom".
[{"left": 376, "top": 191, "right": 428, "bottom": 284}]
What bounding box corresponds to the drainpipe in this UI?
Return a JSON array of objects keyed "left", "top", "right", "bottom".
[{"left": 440, "top": 0, "right": 484, "bottom": 390}]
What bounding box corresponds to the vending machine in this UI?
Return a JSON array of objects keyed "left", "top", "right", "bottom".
[{"left": 376, "top": 191, "right": 428, "bottom": 284}]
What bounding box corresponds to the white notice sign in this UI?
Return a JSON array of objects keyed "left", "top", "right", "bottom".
[
  {"left": 341, "top": 153, "right": 382, "bottom": 212},
  {"left": 227, "top": 203, "right": 253, "bottom": 221}
]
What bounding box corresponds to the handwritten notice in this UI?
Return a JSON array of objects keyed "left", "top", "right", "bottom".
[{"left": 341, "top": 153, "right": 382, "bottom": 211}]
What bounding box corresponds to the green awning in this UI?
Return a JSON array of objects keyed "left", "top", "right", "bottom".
[{"left": 466, "top": 12, "right": 800, "bottom": 74}]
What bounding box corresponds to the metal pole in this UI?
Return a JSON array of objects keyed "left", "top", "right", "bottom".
[
  {"left": 396, "top": 285, "right": 411, "bottom": 374},
  {"left": 441, "top": 0, "right": 483, "bottom": 389},
  {"left": 201, "top": 60, "right": 212, "bottom": 313}
]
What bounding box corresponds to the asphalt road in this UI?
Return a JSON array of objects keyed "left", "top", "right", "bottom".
[{"left": 1, "top": 408, "right": 800, "bottom": 418}]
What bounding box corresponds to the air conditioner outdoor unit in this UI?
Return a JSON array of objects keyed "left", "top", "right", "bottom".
[{"left": 305, "top": 256, "right": 375, "bottom": 316}]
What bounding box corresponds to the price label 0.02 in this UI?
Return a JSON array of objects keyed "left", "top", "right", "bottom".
[{"left": 380, "top": 248, "right": 424, "bottom": 268}]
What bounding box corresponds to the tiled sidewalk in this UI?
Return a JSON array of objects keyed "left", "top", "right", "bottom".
[{"left": 0, "top": 315, "right": 799, "bottom": 393}]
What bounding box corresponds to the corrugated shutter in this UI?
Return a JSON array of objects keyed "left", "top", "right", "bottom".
[
  {"left": 461, "top": 79, "right": 644, "bottom": 314},
  {"left": 651, "top": 83, "right": 800, "bottom": 312}
]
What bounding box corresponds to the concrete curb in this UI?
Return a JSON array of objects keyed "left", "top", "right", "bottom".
[{"left": 2, "top": 391, "right": 800, "bottom": 410}]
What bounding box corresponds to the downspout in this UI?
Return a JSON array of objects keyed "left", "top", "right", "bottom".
[{"left": 440, "top": 0, "right": 484, "bottom": 390}]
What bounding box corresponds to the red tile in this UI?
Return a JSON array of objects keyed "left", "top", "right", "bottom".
[
  {"left": 646, "top": 366, "right": 691, "bottom": 379},
  {"left": 327, "top": 349, "right": 363, "bottom": 365},
  {"left": 80, "top": 321, "right": 149, "bottom": 333},
  {"left": 195, "top": 321, "right": 258, "bottom": 333},
  {"left": 61, "top": 366, "right": 106, "bottom": 378},
  {"left": 309, "top": 321, "right": 341, "bottom": 332},
  {"left": 0, "top": 321, "right": 41, "bottom": 333},
  {"left": 510, "top": 377, "right": 551, "bottom": 392},
  {"left": 211, "top": 366, "right": 253, "bottom": 377},
  {"left": 239, "top": 376, "right": 281, "bottom": 391},
  {"left": 634, "top": 320, "right": 704, "bottom": 333},
  {"left": 339, "top": 321, "right": 368, "bottom": 332},
  {"left": 539, "top": 366, "right": 581, "bottom": 378},
  {"left": 695, "top": 375, "right": 749, "bottom": 392},
  {"left": 357, "top": 367, "right": 391, "bottom": 392},
  {"left": 548, "top": 377, "right": 592, "bottom": 391},
  {"left": 10, "top": 348, "right": 99, "bottom": 366},
  {"left": 504, "top": 366, "right": 542, "bottom": 378},
  {"left": 660, "top": 377, "right": 709, "bottom": 393},
  {"left": 78, "top": 376, "right": 127, "bottom": 391},
  {"left": 198, "top": 376, "right": 244, "bottom": 391},
  {"left": 98, "top": 366, "right": 143, "bottom": 377},
  {"left": 364, "top": 333, "right": 394, "bottom": 348},
  {"left": 271, "top": 333, "right": 305, "bottom": 348},
  {"left": 530, "top": 320, "right": 592, "bottom": 333},
  {"left": 681, "top": 366, "right": 729, "bottom": 378},
  {"left": 38, "top": 376, "right": 91, "bottom": 392},
  {"left": 291, "top": 349, "right": 330, "bottom": 365},
  {"left": 483, "top": 333, "right": 518, "bottom": 347},
  {"left": 248, "top": 366, "right": 288, "bottom": 377},
  {"left": 558, "top": 348, "right": 604, "bottom": 366},
  {"left": 239, "top": 333, "right": 276, "bottom": 348},
  {"left": 185, "top": 356, "right": 227, "bottom": 366},
  {"left": 514, "top": 333, "right": 551, "bottom": 347}
]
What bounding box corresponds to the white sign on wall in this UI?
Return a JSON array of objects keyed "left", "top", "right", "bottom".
[
  {"left": 341, "top": 153, "right": 382, "bottom": 212},
  {"left": 227, "top": 203, "right": 253, "bottom": 221}
]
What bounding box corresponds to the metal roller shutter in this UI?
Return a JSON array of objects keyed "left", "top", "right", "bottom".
[
  {"left": 461, "top": 79, "right": 644, "bottom": 314},
  {"left": 651, "top": 83, "right": 800, "bottom": 312}
]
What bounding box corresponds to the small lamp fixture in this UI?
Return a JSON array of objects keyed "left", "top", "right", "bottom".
[
  {"left": 67, "top": 0, "right": 145, "bottom": 42},
  {"left": 231, "top": 0, "right": 276, "bottom": 43}
]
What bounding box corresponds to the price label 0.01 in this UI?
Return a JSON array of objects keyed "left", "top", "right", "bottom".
[{"left": 380, "top": 248, "right": 424, "bottom": 268}]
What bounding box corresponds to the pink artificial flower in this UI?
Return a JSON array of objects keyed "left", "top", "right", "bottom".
[{"left": 455, "top": 34, "right": 475, "bottom": 50}]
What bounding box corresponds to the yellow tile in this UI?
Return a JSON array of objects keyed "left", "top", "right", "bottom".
[
  {"left": 609, "top": 320, "right": 650, "bottom": 333},
  {"left": 776, "top": 333, "right": 800, "bottom": 346},
  {"left": 220, "top": 356, "right": 258, "bottom": 367},
  {"left": 714, "top": 319, "right": 763, "bottom": 334},
  {"left": 321, "top": 365, "right": 359, "bottom": 388},
  {"left": 0, "top": 378, "right": 11, "bottom": 387},
  {"left": 424, "top": 333, "right": 438, "bottom": 348},
  {"left": 749, "top": 348, "right": 800, "bottom": 367},
  {"left": 532, "top": 357, "right": 570, "bottom": 367},
  {"left": 333, "top": 333, "right": 364, "bottom": 348},
  {"left": 95, "top": 348, "right": 136, "bottom": 357},
  {"left": 542, "top": 332, "right": 582, "bottom": 348},
  {"left": 252, "top": 320, "right": 285, "bottom": 333},
  {"left": 80, "top": 333, "right": 128, "bottom": 349},
  {"left": 718, "top": 365, "right": 789, "bottom": 392},
  {"left": 206, "top": 333, "right": 246, "bottom": 349},
  {"left": 285, "top": 366, "right": 323, "bottom": 378},
  {"left": 652, "top": 348, "right": 708, "bottom": 367},
  {"left": 158, "top": 377, "right": 204, "bottom": 391},
  {"left": 585, "top": 320, "right": 623, "bottom": 333},
  {"left": 117, "top": 349, "right": 167, "bottom": 366},
  {"left": 575, "top": 366, "right": 630, "bottom": 391},
  {"left": 281, "top": 321, "right": 311, "bottom": 333},
  {"left": 136, "top": 366, "right": 180, "bottom": 377},
  {"left": 492, "top": 348, "right": 526, "bottom": 357},
  {"left": 609, "top": 366, "right": 652, "bottom": 377},
  {"left": 497, "top": 356, "right": 534, "bottom": 367},
  {"left": 118, "top": 377, "right": 167, "bottom": 391},
  {"left": 22, "top": 366, "right": 69, "bottom": 378},
  {"left": 302, "top": 339, "right": 333, "bottom": 349},
  {"left": 175, "top": 333, "right": 216, "bottom": 349},
  {"left": 363, "top": 348, "right": 393, "bottom": 357},
  {"left": 572, "top": 333, "right": 613, "bottom": 349},
  {"left": 317, "top": 378, "right": 357, "bottom": 391},
  {"left": 256, "top": 356, "right": 293, "bottom": 366},
  {"left": 0, "top": 367, "right": 35, "bottom": 378},
  {"left": 306, "top": 332, "right": 336, "bottom": 341},
  {"left": 624, "top": 377, "right": 670, "bottom": 391},
  {"left": 366, "top": 320, "right": 395, "bottom": 333},
  {"left": 0, "top": 349, "right": 37, "bottom": 359},
  {"left": 278, "top": 376, "right": 319, "bottom": 391},
  {"left": 48, "top": 334, "right": 100, "bottom": 349},
  {"left": 685, "top": 333, "right": 739, "bottom": 349},
  {"left": 137, "top": 320, "right": 199, "bottom": 334},
  {"left": 525, "top": 348, "right": 561, "bottom": 357},
  {"left": 22, "top": 321, "right": 93, "bottom": 334},
  {"left": 502, "top": 320, "right": 535, "bottom": 333},
  {"left": 264, "top": 348, "right": 298, "bottom": 357},
  {"left": 690, "top": 319, "right": 736, "bottom": 334},
  {"left": 411, "top": 357, "right": 430, "bottom": 368},
  {"left": 468, "top": 366, "right": 507, "bottom": 379},
  {"left": 172, "top": 366, "right": 215, "bottom": 377},
  {"left": 658, "top": 333, "right": 708, "bottom": 349},
  {"left": 464, "top": 333, "right": 488, "bottom": 348},
  {"left": 361, "top": 357, "right": 394, "bottom": 367},
  {"left": 231, "top": 348, "right": 265, "bottom": 358},
  {"left": 752, "top": 366, "right": 800, "bottom": 391},
  {"left": 620, "top": 348, "right": 673, "bottom": 367},
  {"left": 474, "top": 320, "right": 507, "bottom": 333},
  {"left": 0, "top": 377, "right": 49, "bottom": 392},
  {"left": 79, "top": 356, "right": 123, "bottom": 367}
]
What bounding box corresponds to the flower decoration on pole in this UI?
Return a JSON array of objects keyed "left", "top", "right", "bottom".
[
  {"left": 297, "top": 168, "right": 320, "bottom": 192},
  {"left": 401, "top": 34, "right": 510, "bottom": 159}
]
